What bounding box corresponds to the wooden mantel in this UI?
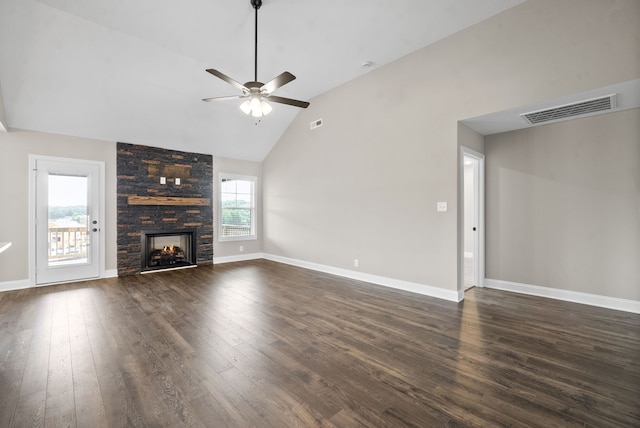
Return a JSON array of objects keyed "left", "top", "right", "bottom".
[{"left": 127, "top": 196, "right": 210, "bottom": 206}]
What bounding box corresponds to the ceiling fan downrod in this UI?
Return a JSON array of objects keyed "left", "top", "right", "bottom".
[{"left": 251, "top": 0, "right": 261, "bottom": 83}]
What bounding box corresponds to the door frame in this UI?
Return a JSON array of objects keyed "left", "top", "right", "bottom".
[
  {"left": 28, "top": 155, "right": 106, "bottom": 286},
  {"left": 459, "top": 147, "right": 485, "bottom": 295}
]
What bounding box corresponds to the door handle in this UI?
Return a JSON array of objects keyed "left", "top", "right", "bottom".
[{"left": 92, "top": 228, "right": 98, "bottom": 232}]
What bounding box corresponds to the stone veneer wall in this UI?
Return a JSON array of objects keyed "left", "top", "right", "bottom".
[{"left": 117, "top": 142, "right": 213, "bottom": 275}]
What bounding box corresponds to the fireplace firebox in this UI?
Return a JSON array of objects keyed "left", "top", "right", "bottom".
[{"left": 141, "top": 229, "right": 197, "bottom": 272}]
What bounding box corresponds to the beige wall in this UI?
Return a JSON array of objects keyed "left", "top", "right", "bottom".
[
  {"left": 212, "top": 156, "right": 263, "bottom": 258},
  {"left": 485, "top": 108, "right": 640, "bottom": 301},
  {"left": 262, "top": 0, "right": 640, "bottom": 293},
  {"left": 0, "top": 130, "right": 263, "bottom": 284},
  {"left": 458, "top": 123, "right": 485, "bottom": 155},
  {"left": 458, "top": 123, "right": 485, "bottom": 268},
  {"left": 0, "top": 129, "right": 117, "bottom": 282}
]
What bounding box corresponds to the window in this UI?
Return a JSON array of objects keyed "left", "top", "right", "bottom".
[{"left": 219, "top": 174, "right": 257, "bottom": 241}]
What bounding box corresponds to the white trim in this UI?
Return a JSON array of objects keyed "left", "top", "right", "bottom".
[
  {"left": 0, "top": 275, "right": 105, "bottom": 292},
  {"left": 484, "top": 278, "right": 640, "bottom": 314},
  {"left": 4, "top": 252, "right": 462, "bottom": 303},
  {"left": 217, "top": 172, "right": 258, "bottom": 243},
  {"left": 0, "top": 279, "right": 31, "bottom": 293},
  {"left": 214, "top": 253, "right": 263, "bottom": 264},
  {"left": 1, "top": 269, "right": 118, "bottom": 292},
  {"left": 28, "top": 155, "right": 36, "bottom": 286},
  {"left": 263, "top": 253, "right": 461, "bottom": 302}
]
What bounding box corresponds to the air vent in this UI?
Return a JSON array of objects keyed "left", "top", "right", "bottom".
[
  {"left": 520, "top": 94, "right": 616, "bottom": 125},
  {"left": 310, "top": 118, "right": 323, "bottom": 130}
]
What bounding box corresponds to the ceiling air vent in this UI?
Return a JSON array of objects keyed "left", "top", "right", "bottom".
[{"left": 520, "top": 94, "right": 616, "bottom": 125}]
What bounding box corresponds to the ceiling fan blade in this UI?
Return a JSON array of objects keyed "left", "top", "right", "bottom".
[
  {"left": 206, "top": 69, "right": 247, "bottom": 92},
  {"left": 202, "top": 95, "right": 246, "bottom": 102},
  {"left": 261, "top": 71, "right": 296, "bottom": 94},
  {"left": 267, "top": 95, "right": 310, "bottom": 109}
]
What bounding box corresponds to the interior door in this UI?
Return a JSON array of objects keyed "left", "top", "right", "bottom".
[
  {"left": 35, "top": 157, "right": 102, "bottom": 284},
  {"left": 461, "top": 147, "right": 485, "bottom": 293},
  {"left": 463, "top": 155, "right": 478, "bottom": 290}
]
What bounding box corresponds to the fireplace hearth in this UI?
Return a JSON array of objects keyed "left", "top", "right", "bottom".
[{"left": 141, "top": 229, "right": 196, "bottom": 272}]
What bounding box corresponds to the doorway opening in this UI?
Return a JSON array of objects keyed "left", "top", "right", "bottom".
[{"left": 461, "top": 147, "right": 485, "bottom": 292}]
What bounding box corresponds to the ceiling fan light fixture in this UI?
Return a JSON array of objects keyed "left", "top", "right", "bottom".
[
  {"left": 251, "top": 97, "right": 262, "bottom": 117},
  {"left": 240, "top": 100, "right": 252, "bottom": 115},
  {"left": 260, "top": 100, "right": 272, "bottom": 115},
  {"left": 241, "top": 96, "right": 272, "bottom": 117}
]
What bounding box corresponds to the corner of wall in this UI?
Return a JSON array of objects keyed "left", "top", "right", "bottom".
[{"left": 0, "top": 81, "right": 8, "bottom": 132}]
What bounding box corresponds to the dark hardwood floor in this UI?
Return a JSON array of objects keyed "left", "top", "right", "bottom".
[{"left": 0, "top": 260, "right": 638, "bottom": 427}]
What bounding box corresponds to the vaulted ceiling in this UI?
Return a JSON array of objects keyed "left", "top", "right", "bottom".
[{"left": 0, "top": 0, "right": 526, "bottom": 161}]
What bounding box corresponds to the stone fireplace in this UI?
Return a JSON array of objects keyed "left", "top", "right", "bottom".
[
  {"left": 141, "top": 229, "right": 196, "bottom": 272},
  {"left": 117, "top": 142, "right": 213, "bottom": 276}
]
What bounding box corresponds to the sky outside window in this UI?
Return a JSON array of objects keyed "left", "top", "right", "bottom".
[{"left": 48, "top": 174, "right": 88, "bottom": 207}]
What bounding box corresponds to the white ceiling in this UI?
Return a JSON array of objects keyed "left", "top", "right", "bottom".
[{"left": 0, "top": 0, "right": 526, "bottom": 161}]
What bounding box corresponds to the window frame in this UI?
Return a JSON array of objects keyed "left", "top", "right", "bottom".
[{"left": 217, "top": 173, "right": 257, "bottom": 242}]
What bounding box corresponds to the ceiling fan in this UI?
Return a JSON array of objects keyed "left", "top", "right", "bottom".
[{"left": 202, "top": 0, "right": 310, "bottom": 117}]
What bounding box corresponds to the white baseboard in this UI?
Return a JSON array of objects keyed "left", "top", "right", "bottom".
[
  {"left": 0, "top": 279, "right": 31, "bottom": 293},
  {"left": 1, "top": 269, "right": 119, "bottom": 293},
  {"left": 3, "top": 255, "right": 461, "bottom": 303},
  {"left": 484, "top": 278, "right": 640, "bottom": 314},
  {"left": 263, "top": 253, "right": 461, "bottom": 302},
  {"left": 214, "top": 253, "right": 264, "bottom": 264}
]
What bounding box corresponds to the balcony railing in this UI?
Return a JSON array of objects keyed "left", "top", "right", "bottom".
[
  {"left": 221, "top": 224, "right": 252, "bottom": 237},
  {"left": 48, "top": 226, "right": 89, "bottom": 261}
]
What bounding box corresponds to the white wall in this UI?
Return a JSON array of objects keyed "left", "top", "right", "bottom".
[
  {"left": 262, "top": 0, "right": 640, "bottom": 294},
  {"left": 485, "top": 108, "right": 640, "bottom": 301}
]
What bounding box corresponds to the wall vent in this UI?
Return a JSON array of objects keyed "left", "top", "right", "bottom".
[
  {"left": 310, "top": 118, "right": 323, "bottom": 130},
  {"left": 520, "top": 94, "right": 616, "bottom": 125}
]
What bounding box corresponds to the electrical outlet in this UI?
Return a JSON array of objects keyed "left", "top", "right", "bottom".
[
  {"left": 239, "top": 245, "right": 244, "bottom": 253},
  {"left": 175, "top": 178, "right": 181, "bottom": 185},
  {"left": 437, "top": 202, "right": 447, "bottom": 212},
  {"left": 354, "top": 259, "right": 359, "bottom": 268}
]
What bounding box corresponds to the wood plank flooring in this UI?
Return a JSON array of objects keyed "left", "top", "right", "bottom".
[{"left": 0, "top": 259, "right": 638, "bottom": 427}]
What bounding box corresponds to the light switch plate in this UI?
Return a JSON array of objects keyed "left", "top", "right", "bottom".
[
  {"left": 437, "top": 202, "right": 447, "bottom": 212},
  {"left": 160, "top": 177, "right": 166, "bottom": 184}
]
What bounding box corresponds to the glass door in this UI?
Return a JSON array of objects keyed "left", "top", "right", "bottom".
[{"left": 35, "top": 158, "right": 102, "bottom": 284}]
